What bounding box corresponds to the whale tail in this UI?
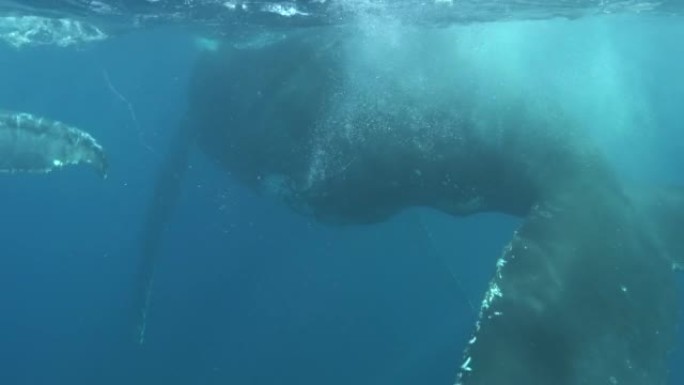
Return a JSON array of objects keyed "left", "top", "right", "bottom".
[{"left": 455, "top": 183, "right": 681, "bottom": 385}]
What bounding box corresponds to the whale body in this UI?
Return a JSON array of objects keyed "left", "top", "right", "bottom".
[{"left": 140, "top": 28, "right": 683, "bottom": 384}]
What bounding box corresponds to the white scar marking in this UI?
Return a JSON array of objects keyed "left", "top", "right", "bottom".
[{"left": 461, "top": 356, "right": 472, "bottom": 372}]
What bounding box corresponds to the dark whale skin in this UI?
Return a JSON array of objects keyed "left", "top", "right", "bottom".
[{"left": 139, "top": 28, "right": 683, "bottom": 385}]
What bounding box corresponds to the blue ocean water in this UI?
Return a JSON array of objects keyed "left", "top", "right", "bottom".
[
  {"left": 0, "top": 28, "right": 501, "bottom": 385},
  {"left": 1, "top": 8, "right": 683, "bottom": 385}
]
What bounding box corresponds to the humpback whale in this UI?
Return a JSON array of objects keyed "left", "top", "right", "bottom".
[
  {"left": 0, "top": 111, "right": 107, "bottom": 177},
  {"left": 138, "top": 28, "right": 683, "bottom": 384}
]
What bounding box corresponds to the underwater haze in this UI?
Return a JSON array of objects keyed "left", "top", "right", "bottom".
[{"left": 0, "top": 1, "right": 683, "bottom": 385}]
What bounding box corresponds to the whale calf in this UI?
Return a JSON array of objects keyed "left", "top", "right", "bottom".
[
  {"left": 0, "top": 111, "right": 107, "bottom": 177},
  {"left": 139, "top": 28, "right": 684, "bottom": 384}
]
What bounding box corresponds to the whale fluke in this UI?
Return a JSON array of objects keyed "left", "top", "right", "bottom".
[{"left": 0, "top": 111, "right": 108, "bottom": 178}]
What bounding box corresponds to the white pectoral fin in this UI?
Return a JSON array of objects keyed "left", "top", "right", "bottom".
[
  {"left": 0, "top": 111, "right": 107, "bottom": 178},
  {"left": 455, "top": 192, "right": 679, "bottom": 385}
]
